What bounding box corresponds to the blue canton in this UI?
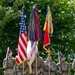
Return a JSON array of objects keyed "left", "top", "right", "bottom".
[{"left": 19, "top": 10, "right": 26, "bottom": 34}]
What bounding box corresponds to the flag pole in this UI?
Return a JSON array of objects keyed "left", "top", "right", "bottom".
[
  {"left": 36, "top": 41, "right": 38, "bottom": 75},
  {"left": 48, "top": 48, "right": 51, "bottom": 75},
  {"left": 23, "top": 62, "right": 24, "bottom": 75},
  {"left": 36, "top": 53, "right": 37, "bottom": 75},
  {"left": 22, "top": 5, "right": 25, "bottom": 75}
]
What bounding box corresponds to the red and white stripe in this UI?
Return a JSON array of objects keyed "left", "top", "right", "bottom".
[{"left": 15, "top": 31, "right": 28, "bottom": 65}]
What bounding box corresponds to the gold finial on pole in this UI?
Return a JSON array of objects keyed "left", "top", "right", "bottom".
[
  {"left": 47, "top": 6, "right": 50, "bottom": 10},
  {"left": 22, "top": 5, "right": 25, "bottom": 10}
]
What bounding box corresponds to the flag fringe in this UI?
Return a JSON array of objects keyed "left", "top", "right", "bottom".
[
  {"left": 43, "top": 42, "right": 50, "bottom": 52},
  {"left": 15, "top": 58, "right": 27, "bottom": 65}
]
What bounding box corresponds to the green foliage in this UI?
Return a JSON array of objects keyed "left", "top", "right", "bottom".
[{"left": 0, "top": 0, "right": 75, "bottom": 72}]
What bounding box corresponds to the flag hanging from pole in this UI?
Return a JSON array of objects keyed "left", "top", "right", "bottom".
[
  {"left": 27, "top": 6, "right": 41, "bottom": 74},
  {"left": 15, "top": 9, "right": 28, "bottom": 65},
  {"left": 28, "top": 6, "right": 42, "bottom": 41},
  {"left": 43, "top": 7, "right": 53, "bottom": 52}
]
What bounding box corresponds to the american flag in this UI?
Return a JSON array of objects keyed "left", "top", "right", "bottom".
[{"left": 15, "top": 9, "right": 28, "bottom": 65}]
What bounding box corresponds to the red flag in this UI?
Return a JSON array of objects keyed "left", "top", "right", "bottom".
[
  {"left": 15, "top": 9, "right": 28, "bottom": 65},
  {"left": 43, "top": 21, "right": 50, "bottom": 51}
]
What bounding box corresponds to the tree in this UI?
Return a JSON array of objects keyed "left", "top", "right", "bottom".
[{"left": 0, "top": 0, "right": 75, "bottom": 71}]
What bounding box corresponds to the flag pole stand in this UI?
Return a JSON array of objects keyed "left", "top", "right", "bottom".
[{"left": 47, "top": 48, "right": 51, "bottom": 75}]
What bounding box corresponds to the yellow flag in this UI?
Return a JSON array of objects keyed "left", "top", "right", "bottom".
[{"left": 43, "top": 8, "right": 53, "bottom": 34}]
